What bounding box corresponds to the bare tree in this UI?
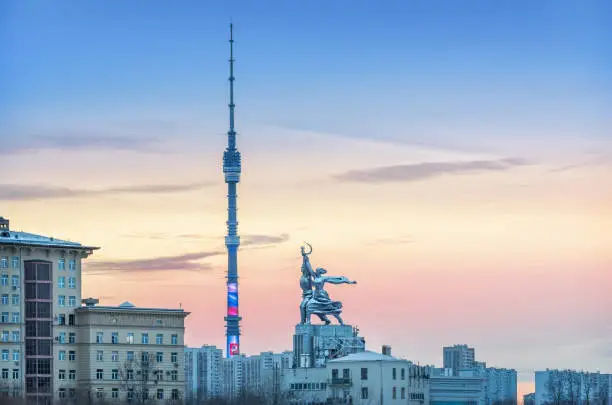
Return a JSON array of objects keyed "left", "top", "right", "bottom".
[
  {"left": 118, "top": 351, "right": 163, "bottom": 404},
  {"left": 547, "top": 370, "right": 566, "bottom": 405},
  {"left": 583, "top": 372, "right": 596, "bottom": 405}
]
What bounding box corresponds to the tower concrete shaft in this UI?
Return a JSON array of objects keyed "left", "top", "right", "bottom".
[{"left": 222, "top": 23, "right": 242, "bottom": 358}]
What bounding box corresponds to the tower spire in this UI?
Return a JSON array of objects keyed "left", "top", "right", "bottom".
[{"left": 223, "top": 22, "right": 242, "bottom": 358}]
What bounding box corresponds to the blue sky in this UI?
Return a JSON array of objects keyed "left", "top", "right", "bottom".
[{"left": 3, "top": 0, "right": 610, "bottom": 153}]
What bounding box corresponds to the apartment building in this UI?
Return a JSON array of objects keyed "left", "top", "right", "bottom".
[
  {"left": 443, "top": 344, "right": 476, "bottom": 376},
  {"left": 0, "top": 216, "right": 98, "bottom": 404},
  {"left": 74, "top": 299, "right": 189, "bottom": 403},
  {"left": 185, "top": 345, "right": 223, "bottom": 402}
]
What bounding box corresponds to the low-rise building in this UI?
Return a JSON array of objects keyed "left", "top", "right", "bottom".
[
  {"left": 429, "top": 367, "right": 486, "bottom": 405},
  {"left": 74, "top": 298, "right": 189, "bottom": 403}
]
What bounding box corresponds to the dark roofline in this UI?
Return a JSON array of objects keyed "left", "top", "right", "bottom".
[
  {"left": 0, "top": 240, "right": 100, "bottom": 250},
  {"left": 75, "top": 306, "right": 189, "bottom": 315}
]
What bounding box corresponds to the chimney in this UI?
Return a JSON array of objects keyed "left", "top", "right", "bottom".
[
  {"left": 382, "top": 345, "right": 392, "bottom": 356},
  {"left": 0, "top": 217, "right": 9, "bottom": 237},
  {"left": 82, "top": 298, "right": 99, "bottom": 307}
]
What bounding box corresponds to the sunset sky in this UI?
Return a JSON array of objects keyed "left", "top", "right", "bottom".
[{"left": 2, "top": 0, "right": 611, "bottom": 397}]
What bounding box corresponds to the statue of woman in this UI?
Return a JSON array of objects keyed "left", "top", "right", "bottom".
[{"left": 305, "top": 266, "right": 357, "bottom": 325}]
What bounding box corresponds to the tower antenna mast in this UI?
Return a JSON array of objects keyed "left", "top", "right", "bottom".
[{"left": 223, "top": 23, "right": 242, "bottom": 358}]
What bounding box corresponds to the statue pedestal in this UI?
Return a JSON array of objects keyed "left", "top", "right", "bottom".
[{"left": 292, "top": 323, "right": 365, "bottom": 368}]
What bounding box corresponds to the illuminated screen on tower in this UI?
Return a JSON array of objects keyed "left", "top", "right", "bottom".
[
  {"left": 228, "top": 335, "right": 239, "bottom": 356},
  {"left": 227, "top": 282, "right": 238, "bottom": 316}
]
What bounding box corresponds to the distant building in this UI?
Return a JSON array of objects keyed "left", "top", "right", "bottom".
[
  {"left": 325, "top": 350, "right": 431, "bottom": 405},
  {"left": 282, "top": 367, "right": 328, "bottom": 405},
  {"left": 429, "top": 367, "right": 486, "bottom": 405},
  {"left": 293, "top": 324, "right": 365, "bottom": 368},
  {"left": 443, "top": 344, "right": 476, "bottom": 376},
  {"left": 185, "top": 345, "right": 222, "bottom": 402},
  {"left": 462, "top": 366, "right": 517, "bottom": 405},
  {"left": 524, "top": 392, "right": 535, "bottom": 405},
  {"left": 535, "top": 369, "right": 612, "bottom": 405},
  {"left": 74, "top": 299, "right": 189, "bottom": 403}
]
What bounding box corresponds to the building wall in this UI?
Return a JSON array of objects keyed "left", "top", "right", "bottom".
[
  {"left": 535, "top": 370, "right": 612, "bottom": 405},
  {"left": 281, "top": 367, "right": 328, "bottom": 405},
  {"left": 185, "top": 345, "right": 223, "bottom": 401},
  {"left": 443, "top": 345, "right": 476, "bottom": 376},
  {"left": 430, "top": 374, "right": 486, "bottom": 405},
  {"left": 74, "top": 307, "right": 187, "bottom": 403}
]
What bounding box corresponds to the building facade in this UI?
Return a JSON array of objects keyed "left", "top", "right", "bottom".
[
  {"left": 443, "top": 344, "right": 476, "bottom": 376},
  {"left": 73, "top": 299, "right": 189, "bottom": 403},
  {"left": 185, "top": 345, "right": 223, "bottom": 402},
  {"left": 429, "top": 367, "right": 486, "bottom": 405},
  {"left": 0, "top": 216, "right": 98, "bottom": 404},
  {"left": 461, "top": 366, "right": 517, "bottom": 405},
  {"left": 535, "top": 369, "right": 612, "bottom": 405},
  {"left": 326, "top": 351, "right": 431, "bottom": 405}
]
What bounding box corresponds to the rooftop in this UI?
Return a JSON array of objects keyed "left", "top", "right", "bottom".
[
  {"left": 0, "top": 217, "right": 98, "bottom": 250},
  {"left": 76, "top": 299, "right": 188, "bottom": 314},
  {"left": 328, "top": 351, "right": 405, "bottom": 363}
]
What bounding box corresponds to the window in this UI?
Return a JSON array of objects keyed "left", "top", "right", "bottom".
[
  {"left": 0, "top": 257, "right": 6, "bottom": 268},
  {"left": 156, "top": 333, "right": 163, "bottom": 344},
  {"left": 127, "top": 332, "right": 134, "bottom": 344},
  {"left": 331, "top": 368, "right": 338, "bottom": 379},
  {"left": 57, "top": 277, "right": 65, "bottom": 288},
  {"left": 171, "top": 352, "right": 177, "bottom": 363},
  {"left": 58, "top": 370, "right": 66, "bottom": 380},
  {"left": 157, "top": 389, "right": 164, "bottom": 400},
  {"left": 11, "top": 312, "right": 18, "bottom": 323},
  {"left": 392, "top": 387, "right": 397, "bottom": 399},
  {"left": 112, "top": 351, "right": 118, "bottom": 362},
  {"left": 96, "top": 332, "right": 103, "bottom": 343},
  {"left": 96, "top": 369, "right": 103, "bottom": 380},
  {"left": 141, "top": 352, "right": 149, "bottom": 364},
  {"left": 393, "top": 367, "right": 397, "bottom": 380},
  {"left": 68, "top": 351, "right": 76, "bottom": 361},
  {"left": 127, "top": 369, "right": 134, "bottom": 380},
  {"left": 69, "top": 370, "right": 76, "bottom": 380},
  {"left": 1, "top": 295, "right": 7, "bottom": 305},
  {"left": 12, "top": 350, "right": 19, "bottom": 361},
  {"left": 11, "top": 331, "right": 19, "bottom": 342},
  {"left": 97, "top": 350, "right": 103, "bottom": 361},
  {"left": 127, "top": 351, "right": 134, "bottom": 361},
  {"left": 10, "top": 276, "right": 18, "bottom": 287},
  {"left": 171, "top": 370, "right": 178, "bottom": 381},
  {"left": 0, "top": 273, "right": 7, "bottom": 286},
  {"left": 1, "top": 312, "right": 8, "bottom": 323},
  {"left": 58, "top": 314, "right": 65, "bottom": 325},
  {"left": 69, "top": 388, "right": 76, "bottom": 398},
  {"left": 1, "top": 331, "right": 7, "bottom": 342},
  {"left": 68, "top": 296, "right": 76, "bottom": 307},
  {"left": 127, "top": 389, "right": 133, "bottom": 401},
  {"left": 111, "top": 332, "right": 119, "bottom": 344},
  {"left": 58, "top": 388, "right": 66, "bottom": 398},
  {"left": 69, "top": 332, "right": 75, "bottom": 344},
  {"left": 59, "top": 351, "right": 66, "bottom": 361},
  {"left": 68, "top": 277, "right": 76, "bottom": 289},
  {"left": 68, "top": 259, "right": 76, "bottom": 271},
  {"left": 96, "top": 388, "right": 104, "bottom": 398},
  {"left": 171, "top": 334, "right": 178, "bottom": 345},
  {"left": 1, "top": 350, "right": 8, "bottom": 361},
  {"left": 172, "top": 389, "right": 179, "bottom": 400},
  {"left": 141, "top": 333, "right": 149, "bottom": 344},
  {"left": 361, "top": 387, "right": 369, "bottom": 399},
  {"left": 342, "top": 368, "right": 350, "bottom": 379},
  {"left": 58, "top": 295, "right": 65, "bottom": 307},
  {"left": 112, "top": 388, "right": 119, "bottom": 399},
  {"left": 401, "top": 387, "right": 406, "bottom": 399},
  {"left": 156, "top": 370, "right": 163, "bottom": 381},
  {"left": 58, "top": 258, "right": 65, "bottom": 271},
  {"left": 112, "top": 369, "right": 119, "bottom": 380},
  {"left": 10, "top": 257, "right": 18, "bottom": 269},
  {"left": 361, "top": 367, "right": 368, "bottom": 380},
  {"left": 156, "top": 352, "right": 163, "bottom": 362},
  {"left": 401, "top": 368, "right": 405, "bottom": 380},
  {"left": 58, "top": 332, "right": 66, "bottom": 344},
  {"left": 1, "top": 368, "right": 7, "bottom": 379},
  {"left": 12, "top": 369, "right": 18, "bottom": 380},
  {"left": 11, "top": 295, "right": 18, "bottom": 306}
]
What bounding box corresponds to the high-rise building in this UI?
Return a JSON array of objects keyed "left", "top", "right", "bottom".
[
  {"left": 0, "top": 216, "right": 98, "bottom": 403},
  {"left": 462, "top": 366, "right": 517, "bottom": 405},
  {"left": 443, "top": 344, "right": 476, "bottom": 375},
  {"left": 185, "top": 345, "right": 223, "bottom": 402},
  {"left": 222, "top": 23, "right": 243, "bottom": 359}
]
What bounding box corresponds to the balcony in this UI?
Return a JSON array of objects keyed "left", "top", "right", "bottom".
[{"left": 329, "top": 377, "right": 352, "bottom": 387}]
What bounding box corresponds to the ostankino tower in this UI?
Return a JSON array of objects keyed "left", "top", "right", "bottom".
[{"left": 223, "top": 23, "right": 242, "bottom": 358}]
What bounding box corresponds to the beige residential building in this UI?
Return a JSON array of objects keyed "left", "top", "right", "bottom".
[{"left": 74, "top": 299, "right": 189, "bottom": 403}]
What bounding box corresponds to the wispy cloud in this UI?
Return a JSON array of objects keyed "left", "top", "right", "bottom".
[
  {"left": 0, "top": 182, "right": 214, "bottom": 201},
  {"left": 242, "top": 233, "right": 290, "bottom": 246},
  {"left": 0, "top": 133, "right": 160, "bottom": 155},
  {"left": 365, "top": 236, "right": 414, "bottom": 246},
  {"left": 85, "top": 251, "right": 223, "bottom": 274},
  {"left": 122, "top": 233, "right": 291, "bottom": 247},
  {"left": 333, "top": 158, "right": 530, "bottom": 184}
]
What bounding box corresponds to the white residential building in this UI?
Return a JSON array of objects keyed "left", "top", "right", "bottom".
[
  {"left": 461, "top": 366, "right": 517, "bottom": 405},
  {"left": 325, "top": 350, "right": 431, "bottom": 405},
  {"left": 185, "top": 345, "right": 222, "bottom": 402},
  {"left": 430, "top": 367, "right": 486, "bottom": 405}
]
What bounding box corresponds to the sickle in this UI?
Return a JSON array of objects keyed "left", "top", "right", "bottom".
[{"left": 303, "top": 242, "right": 312, "bottom": 255}]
